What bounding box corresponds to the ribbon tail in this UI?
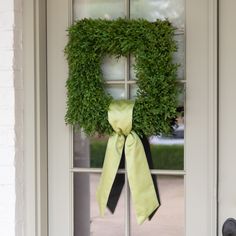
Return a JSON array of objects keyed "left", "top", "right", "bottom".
[
  {"left": 125, "top": 131, "right": 160, "bottom": 224},
  {"left": 96, "top": 134, "right": 125, "bottom": 216},
  {"left": 140, "top": 136, "right": 161, "bottom": 220},
  {"left": 107, "top": 148, "right": 125, "bottom": 213}
]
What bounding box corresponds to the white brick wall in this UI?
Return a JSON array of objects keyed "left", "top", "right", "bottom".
[{"left": 0, "top": 0, "right": 23, "bottom": 235}]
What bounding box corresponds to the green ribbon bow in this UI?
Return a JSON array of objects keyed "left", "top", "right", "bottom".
[{"left": 96, "top": 100, "right": 159, "bottom": 224}]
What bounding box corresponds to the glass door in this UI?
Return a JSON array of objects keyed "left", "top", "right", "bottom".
[
  {"left": 72, "top": 1, "right": 185, "bottom": 235},
  {"left": 47, "top": 0, "right": 217, "bottom": 235}
]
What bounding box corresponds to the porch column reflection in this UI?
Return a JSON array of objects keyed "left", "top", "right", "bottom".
[{"left": 74, "top": 131, "right": 90, "bottom": 235}]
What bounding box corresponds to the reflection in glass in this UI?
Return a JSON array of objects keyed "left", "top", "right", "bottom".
[
  {"left": 74, "top": 173, "right": 125, "bottom": 236},
  {"left": 131, "top": 176, "right": 184, "bottom": 235},
  {"left": 74, "top": 135, "right": 184, "bottom": 170},
  {"left": 106, "top": 85, "right": 125, "bottom": 99},
  {"left": 74, "top": 0, "right": 125, "bottom": 20},
  {"left": 130, "top": 56, "right": 137, "bottom": 80},
  {"left": 73, "top": 130, "right": 90, "bottom": 168},
  {"left": 90, "top": 136, "right": 108, "bottom": 168},
  {"left": 102, "top": 56, "right": 126, "bottom": 81},
  {"left": 72, "top": 0, "right": 186, "bottom": 234},
  {"left": 173, "top": 33, "right": 185, "bottom": 80},
  {"left": 178, "top": 83, "right": 185, "bottom": 108},
  {"left": 74, "top": 173, "right": 90, "bottom": 235},
  {"left": 130, "top": 0, "right": 185, "bottom": 29},
  {"left": 149, "top": 83, "right": 185, "bottom": 162},
  {"left": 149, "top": 143, "right": 184, "bottom": 170},
  {"left": 130, "top": 84, "right": 138, "bottom": 100},
  {"left": 74, "top": 135, "right": 107, "bottom": 168}
]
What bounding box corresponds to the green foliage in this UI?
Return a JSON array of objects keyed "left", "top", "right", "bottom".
[
  {"left": 90, "top": 139, "right": 184, "bottom": 170},
  {"left": 90, "top": 140, "right": 107, "bottom": 168},
  {"left": 150, "top": 144, "right": 184, "bottom": 170},
  {"left": 65, "top": 18, "right": 179, "bottom": 136}
]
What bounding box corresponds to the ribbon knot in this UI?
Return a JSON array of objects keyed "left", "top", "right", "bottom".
[
  {"left": 108, "top": 100, "right": 133, "bottom": 136},
  {"left": 96, "top": 100, "right": 160, "bottom": 224}
]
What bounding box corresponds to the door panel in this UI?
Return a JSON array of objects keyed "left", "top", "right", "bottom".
[{"left": 47, "top": 0, "right": 217, "bottom": 235}]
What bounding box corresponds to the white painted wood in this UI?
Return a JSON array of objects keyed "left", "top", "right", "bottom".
[
  {"left": 70, "top": 168, "right": 186, "bottom": 175},
  {"left": 47, "top": 0, "right": 73, "bottom": 236},
  {"left": 47, "top": 0, "right": 218, "bottom": 235},
  {"left": 23, "top": 1, "right": 36, "bottom": 234},
  {"left": 219, "top": 0, "right": 236, "bottom": 231},
  {"left": 23, "top": 0, "right": 48, "bottom": 235},
  {"left": 185, "top": 0, "right": 218, "bottom": 235}
]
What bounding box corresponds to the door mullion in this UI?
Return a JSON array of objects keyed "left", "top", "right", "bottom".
[
  {"left": 124, "top": 54, "right": 131, "bottom": 235},
  {"left": 125, "top": 174, "right": 131, "bottom": 236},
  {"left": 125, "top": 1, "right": 131, "bottom": 235}
]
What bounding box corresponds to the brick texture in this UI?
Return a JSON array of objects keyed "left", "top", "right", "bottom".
[{"left": 0, "top": 0, "right": 23, "bottom": 235}]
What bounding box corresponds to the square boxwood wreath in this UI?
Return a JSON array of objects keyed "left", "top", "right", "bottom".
[{"left": 65, "top": 18, "right": 179, "bottom": 137}]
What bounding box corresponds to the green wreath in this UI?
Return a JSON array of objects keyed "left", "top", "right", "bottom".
[{"left": 65, "top": 18, "right": 179, "bottom": 137}]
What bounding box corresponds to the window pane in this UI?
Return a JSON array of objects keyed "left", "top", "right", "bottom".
[
  {"left": 129, "top": 84, "right": 138, "bottom": 100},
  {"left": 73, "top": 135, "right": 182, "bottom": 170},
  {"left": 149, "top": 83, "right": 184, "bottom": 170},
  {"left": 174, "top": 33, "right": 185, "bottom": 80},
  {"left": 106, "top": 85, "right": 125, "bottom": 99},
  {"left": 74, "top": 173, "right": 125, "bottom": 236},
  {"left": 74, "top": 0, "right": 125, "bottom": 20},
  {"left": 131, "top": 176, "right": 184, "bottom": 235},
  {"left": 131, "top": 0, "right": 185, "bottom": 81},
  {"left": 73, "top": 130, "right": 90, "bottom": 168},
  {"left": 130, "top": 56, "right": 137, "bottom": 80},
  {"left": 74, "top": 133, "right": 107, "bottom": 168},
  {"left": 130, "top": 0, "right": 185, "bottom": 29},
  {"left": 90, "top": 136, "right": 108, "bottom": 168},
  {"left": 149, "top": 143, "right": 184, "bottom": 170},
  {"left": 102, "top": 56, "right": 126, "bottom": 81}
]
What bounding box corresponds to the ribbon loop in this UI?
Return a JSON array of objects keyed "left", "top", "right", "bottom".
[{"left": 96, "top": 100, "right": 160, "bottom": 224}]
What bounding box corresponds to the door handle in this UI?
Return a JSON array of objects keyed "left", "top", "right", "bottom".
[{"left": 222, "top": 218, "right": 236, "bottom": 236}]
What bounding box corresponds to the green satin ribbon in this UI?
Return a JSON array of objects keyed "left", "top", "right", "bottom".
[{"left": 96, "top": 100, "right": 159, "bottom": 224}]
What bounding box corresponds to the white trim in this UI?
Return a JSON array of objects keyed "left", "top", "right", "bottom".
[
  {"left": 23, "top": 0, "right": 48, "bottom": 235},
  {"left": 207, "top": 0, "right": 218, "bottom": 234},
  {"left": 47, "top": 0, "right": 73, "bottom": 235},
  {"left": 70, "top": 168, "right": 186, "bottom": 175},
  {"left": 185, "top": 0, "right": 218, "bottom": 235},
  {"left": 24, "top": 0, "right": 217, "bottom": 236},
  {"left": 218, "top": 0, "right": 236, "bottom": 230}
]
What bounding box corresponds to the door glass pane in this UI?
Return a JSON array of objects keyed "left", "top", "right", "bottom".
[
  {"left": 74, "top": 0, "right": 126, "bottom": 20},
  {"left": 102, "top": 56, "right": 126, "bottom": 81},
  {"left": 130, "top": 56, "right": 137, "bottom": 80},
  {"left": 74, "top": 134, "right": 184, "bottom": 170},
  {"left": 130, "top": 0, "right": 185, "bottom": 28},
  {"left": 173, "top": 33, "right": 185, "bottom": 80},
  {"left": 72, "top": 0, "right": 186, "bottom": 235},
  {"left": 74, "top": 173, "right": 125, "bottom": 235},
  {"left": 73, "top": 130, "right": 90, "bottom": 168},
  {"left": 131, "top": 0, "right": 185, "bottom": 81},
  {"left": 74, "top": 134, "right": 111, "bottom": 169},
  {"left": 90, "top": 136, "right": 108, "bottom": 169},
  {"left": 106, "top": 85, "right": 126, "bottom": 100},
  {"left": 131, "top": 176, "right": 184, "bottom": 235},
  {"left": 149, "top": 143, "right": 184, "bottom": 170},
  {"left": 129, "top": 84, "right": 138, "bottom": 100},
  {"left": 149, "top": 83, "right": 185, "bottom": 170}
]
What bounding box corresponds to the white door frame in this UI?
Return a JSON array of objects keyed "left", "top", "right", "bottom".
[
  {"left": 23, "top": 0, "right": 48, "bottom": 236},
  {"left": 23, "top": 0, "right": 218, "bottom": 235},
  {"left": 185, "top": 0, "right": 218, "bottom": 234},
  {"left": 219, "top": 0, "right": 236, "bottom": 229}
]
